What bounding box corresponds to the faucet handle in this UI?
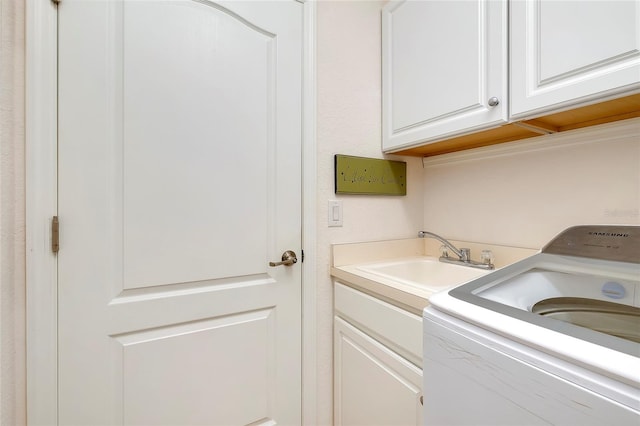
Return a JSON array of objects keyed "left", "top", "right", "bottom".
[
  {"left": 481, "top": 249, "right": 494, "bottom": 265},
  {"left": 459, "top": 248, "right": 471, "bottom": 262}
]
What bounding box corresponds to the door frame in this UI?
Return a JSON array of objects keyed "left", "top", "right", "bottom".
[{"left": 25, "top": 0, "right": 318, "bottom": 423}]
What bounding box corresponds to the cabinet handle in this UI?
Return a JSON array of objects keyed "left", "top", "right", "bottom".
[
  {"left": 487, "top": 97, "right": 500, "bottom": 107},
  {"left": 420, "top": 395, "right": 424, "bottom": 405}
]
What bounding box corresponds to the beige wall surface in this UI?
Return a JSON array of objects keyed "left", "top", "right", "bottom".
[
  {"left": 0, "top": 0, "right": 26, "bottom": 424},
  {"left": 315, "top": 0, "right": 423, "bottom": 423},
  {"left": 422, "top": 119, "right": 640, "bottom": 250}
]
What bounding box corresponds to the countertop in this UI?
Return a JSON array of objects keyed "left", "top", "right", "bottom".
[{"left": 331, "top": 238, "right": 537, "bottom": 315}]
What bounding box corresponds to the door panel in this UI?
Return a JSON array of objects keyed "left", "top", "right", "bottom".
[
  {"left": 119, "top": 309, "right": 275, "bottom": 425},
  {"left": 123, "top": 0, "right": 273, "bottom": 287},
  {"left": 58, "top": 1, "right": 302, "bottom": 424}
]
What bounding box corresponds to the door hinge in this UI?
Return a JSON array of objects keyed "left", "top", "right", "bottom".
[
  {"left": 52, "top": 216, "right": 59, "bottom": 253},
  {"left": 301, "top": 249, "right": 304, "bottom": 263}
]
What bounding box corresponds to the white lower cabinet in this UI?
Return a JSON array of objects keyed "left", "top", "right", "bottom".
[{"left": 334, "top": 283, "right": 423, "bottom": 426}]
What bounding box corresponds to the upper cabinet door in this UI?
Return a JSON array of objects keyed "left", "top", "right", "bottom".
[
  {"left": 510, "top": 0, "right": 640, "bottom": 119},
  {"left": 382, "top": 0, "right": 508, "bottom": 152}
]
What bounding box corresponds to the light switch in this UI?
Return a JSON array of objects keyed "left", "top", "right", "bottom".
[{"left": 328, "top": 200, "right": 343, "bottom": 227}]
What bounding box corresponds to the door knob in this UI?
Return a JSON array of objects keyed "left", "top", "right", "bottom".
[{"left": 269, "top": 250, "right": 298, "bottom": 267}]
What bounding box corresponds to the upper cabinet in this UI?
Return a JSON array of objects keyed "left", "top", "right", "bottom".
[
  {"left": 510, "top": 0, "right": 640, "bottom": 118},
  {"left": 383, "top": 0, "right": 640, "bottom": 156},
  {"left": 382, "top": 0, "right": 508, "bottom": 151}
]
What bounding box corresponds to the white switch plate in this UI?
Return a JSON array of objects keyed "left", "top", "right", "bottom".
[{"left": 328, "top": 200, "right": 343, "bottom": 227}]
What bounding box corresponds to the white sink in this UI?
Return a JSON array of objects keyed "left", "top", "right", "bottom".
[{"left": 356, "top": 257, "right": 490, "bottom": 291}]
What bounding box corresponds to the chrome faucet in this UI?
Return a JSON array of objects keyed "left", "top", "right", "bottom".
[{"left": 418, "top": 231, "right": 494, "bottom": 270}]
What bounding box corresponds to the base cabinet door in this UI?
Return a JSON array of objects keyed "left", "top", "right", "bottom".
[
  {"left": 334, "top": 317, "right": 423, "bottom": 426},
  {"left": 510, "top": 0, "right": 640, "bottom": 118}
]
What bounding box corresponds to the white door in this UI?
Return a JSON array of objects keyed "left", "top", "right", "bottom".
[
  {"left": 510, "top": 0, "right": 640, "bottom": 118},
  {"left": 57, "top": 0, "right": 302, "bottom": 424},
  {"left": 381, "top": 0, "right": 508, "bottom": 151}
]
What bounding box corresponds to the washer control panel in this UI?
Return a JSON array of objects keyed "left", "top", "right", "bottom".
[{"left": 542, "top": 225, "right": 640, "bottom": 264}]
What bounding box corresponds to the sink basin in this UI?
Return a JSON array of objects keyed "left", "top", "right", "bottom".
[{"left": 356, "top": 257, "right": 490, "bottom": 291}]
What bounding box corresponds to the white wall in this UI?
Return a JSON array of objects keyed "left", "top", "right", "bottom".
[
  {"left": 422, "top": 119, "right": 640, "bottom": 250},
  {"left": 315, "top": 0, "right": 423, "bottom": 423},
  {"left": 0, "top": 0, "right": 26, "bottom": 424}
]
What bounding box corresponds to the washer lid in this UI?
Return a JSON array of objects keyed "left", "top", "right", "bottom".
[{"left": 542, "top": 225, "right": 640, "bottom": 264}]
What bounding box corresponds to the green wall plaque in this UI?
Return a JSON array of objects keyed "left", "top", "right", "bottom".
[{"left": 334, "top": 155, "right": 406, "bottom": 195}]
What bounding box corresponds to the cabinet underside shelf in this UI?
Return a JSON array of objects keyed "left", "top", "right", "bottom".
[{"left": 391, "top": 93, "right": 640, "bottom": 157}]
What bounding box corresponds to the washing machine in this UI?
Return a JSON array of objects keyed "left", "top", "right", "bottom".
[{"left": 423, "top": 225, "right": 640, "bottom": 425}]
